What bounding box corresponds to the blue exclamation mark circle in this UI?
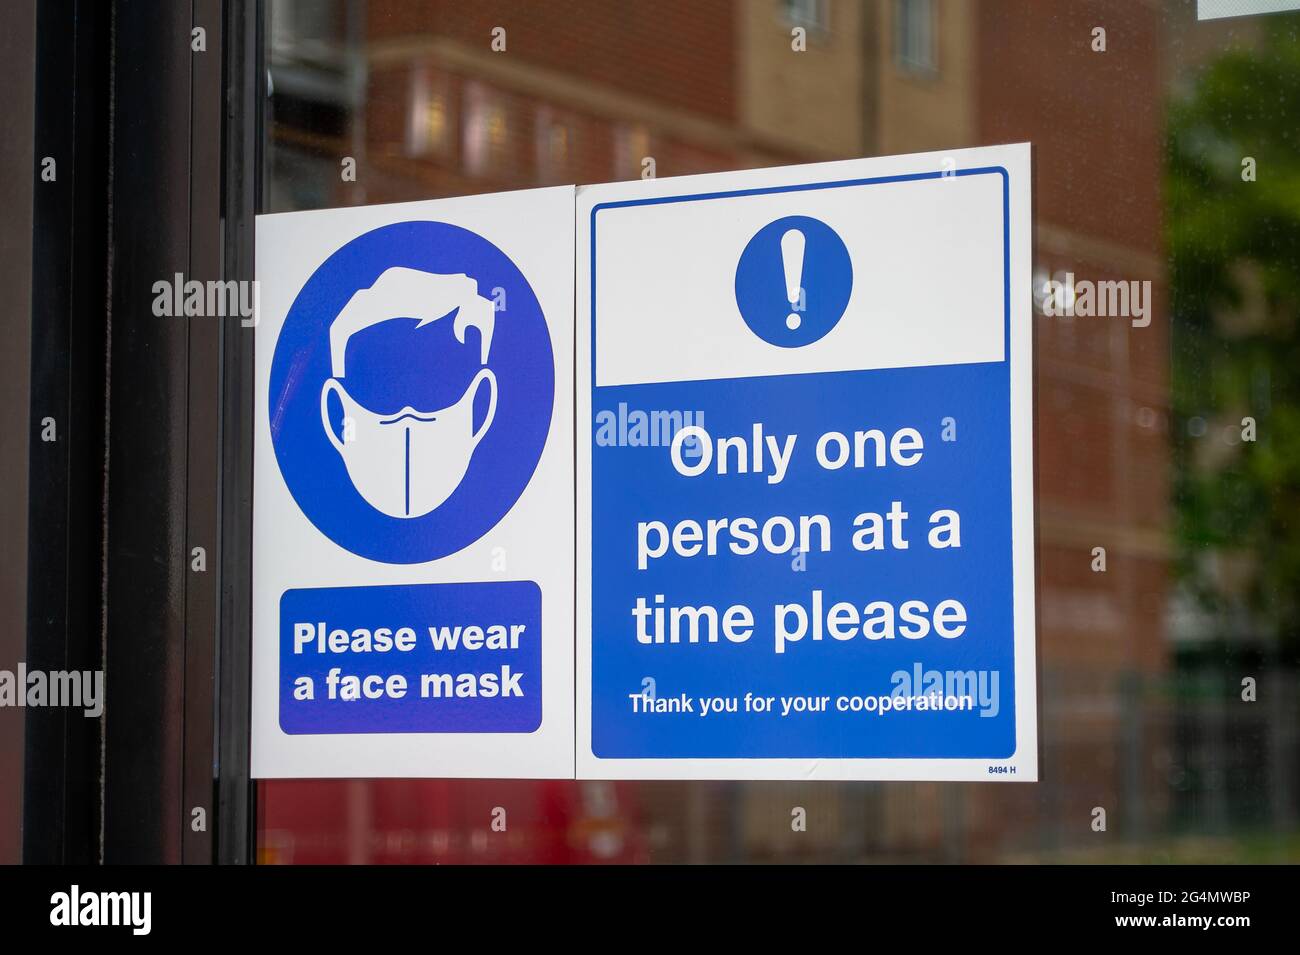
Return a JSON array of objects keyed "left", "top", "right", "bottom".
[{"left": 734, "top": 215, "right": 853, "bottom": 348}]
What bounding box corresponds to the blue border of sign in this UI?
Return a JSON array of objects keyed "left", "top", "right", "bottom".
[{"left": 588, "top": 165, "right": 1014, "bottom": 759}]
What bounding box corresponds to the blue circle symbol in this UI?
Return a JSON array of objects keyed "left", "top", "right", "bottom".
[
  {"left": 269, "top": 220, "right": 554, "bottom": 564},
  {"left": 734, "top": 215, "right": 853, "bottom": 348}
]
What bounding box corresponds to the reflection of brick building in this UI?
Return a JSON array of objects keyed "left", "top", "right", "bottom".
[{"left": 262, "top": 0, "right": 1169, "bottom": 862}]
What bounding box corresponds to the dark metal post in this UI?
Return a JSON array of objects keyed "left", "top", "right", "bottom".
[
  {"left": 22, "top": 0, "right": 111, "bottom": 866},
  {"left": 100, "top": 0, "right": 260, "bottom": 865},
  {"left": 216, "top": 0, "right": 263, "bottom": 866}
]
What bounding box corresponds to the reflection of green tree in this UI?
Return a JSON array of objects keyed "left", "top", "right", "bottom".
[{"left": 1167, "top": 22, "right": 1300, "bottom": 664}]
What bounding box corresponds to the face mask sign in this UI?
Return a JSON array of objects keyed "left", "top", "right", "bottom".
[
  {"left": 257, "top": 191, "right": 574, "bottom": 777},
  {"left": 316, "top": 266, "right": 500, "bottom": 521},
  {"left": 266, "top": 219, "right": 555, "bottom": 566}
]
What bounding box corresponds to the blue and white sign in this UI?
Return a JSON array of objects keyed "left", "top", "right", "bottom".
[
  {"left": 253, "top": 187, "right": 575, "bottom": 778},
  {"left": 577, "top": 145, "right": 1036, "bottom": 780}
]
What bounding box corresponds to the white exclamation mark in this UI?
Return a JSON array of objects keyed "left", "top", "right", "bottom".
[{"left": 781, "top": 229, "right": 806, "bottom": 330}]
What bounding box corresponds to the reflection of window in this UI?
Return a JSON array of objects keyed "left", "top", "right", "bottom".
[
  {"left": 271, "top": 0, "right": 346, "bottom": 58},
  {"left": 463, "top": 82, "right": 511, "bottom": 177},
  {"left": 894, "top": 0, "right": 937, "bottom": 74},
  {"left": 406, "top": 67, "right": 452, "bottom": 158},
  {"left": 781, "top": 0, "right": 830, "bottom": 34},
  {"left": 613, "top": 125, "right": 653, "bottom": 181},
  {"left": 535, "top": 107, "right": 574, "bottom": 182}
]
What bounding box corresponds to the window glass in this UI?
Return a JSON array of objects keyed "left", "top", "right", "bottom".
[{"left": 258, "top": 0, "right": 1300, "bottom": 864}]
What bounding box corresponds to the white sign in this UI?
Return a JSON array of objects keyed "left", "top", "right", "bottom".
[
  {"left": 252, "top": 187, "right": 575, "bottom": 778},
  {"left": 576, "top": 144, "right": 1037, "bottom": 780},
  {"left": 1198, "top": 0, "right": 1300, "bottom": 19}
]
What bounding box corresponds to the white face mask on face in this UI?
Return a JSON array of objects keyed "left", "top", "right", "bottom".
[
  {"left": 321, "top": 366, "right": 498, "bottom": 519},
  {"left": 318, "top": 266, "right": 501, "bottom": 519}
]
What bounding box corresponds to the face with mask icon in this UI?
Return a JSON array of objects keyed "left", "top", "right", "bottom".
[
  {"left": 269, "top": 218, "right": 555, "bottom": 564},
  {"left": 319, "top": 267, "right": 499, "bottom": 519}
]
